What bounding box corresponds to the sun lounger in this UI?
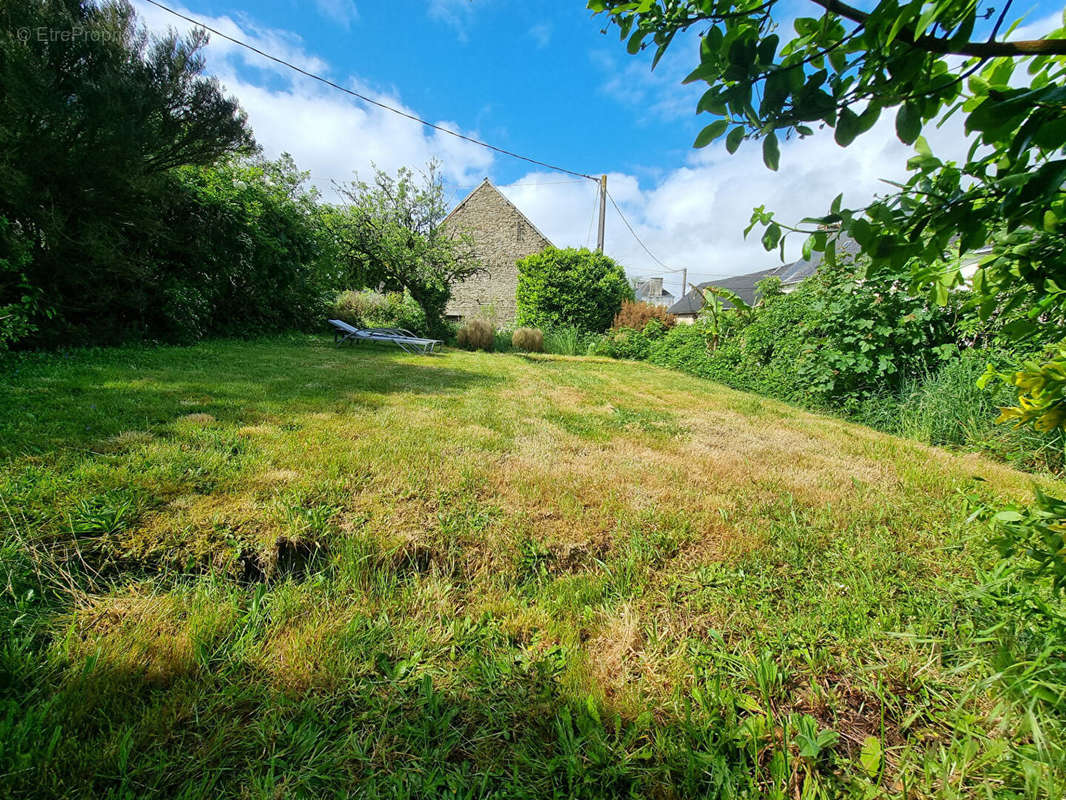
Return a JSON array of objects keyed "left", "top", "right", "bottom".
[{"left": 328, "top": 319, "right": 442, "bottom": 354}]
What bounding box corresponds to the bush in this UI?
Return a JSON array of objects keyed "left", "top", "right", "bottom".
[
  {"left": 516, "top": 247, "right": 633, "bottom": 334},
  {"left": 512, "top": 327, "right": 544, "bottom": 353},
  {"left": 494, "top": 328, "right": 514, "bottom": 352},
  {"left": 598, "top": 320, "right": 671, "bottom": 360},
  {"left": 328, "top": 290, "right": 428, "bottom": 335},
  {"left": 612, "top": 301, "right": 676, "bottom": 331},
  {"left": 329, "top": 290, "right": 383, "bottom": 327},
  {"left": 457, "top": 319, "right": 495, "bottom": 351}
]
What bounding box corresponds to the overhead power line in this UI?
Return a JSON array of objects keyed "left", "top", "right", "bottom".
[
  {"left": 605, "top": 189, "right": 688, "bottom": 275},
  {"left": 142, "top": 0, "right": 598, "bottom": 181}
]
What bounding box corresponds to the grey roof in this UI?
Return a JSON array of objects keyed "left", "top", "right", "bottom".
[
  {"left": 634, "top": 285, "right": 676, "bottom": 303},
  {"left": 668, "top": 237, "right": 860, "bottom": 316}
]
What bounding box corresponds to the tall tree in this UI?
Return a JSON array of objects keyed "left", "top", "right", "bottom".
[
  {"left": 592, "top": 0, "right": 1066, "bottom": 426},
  {"left": 0, "top": 0, "right": 254, "bottom": 344},
  {"left": 327, "top": 163, "right": 481, "bottom": 338}
]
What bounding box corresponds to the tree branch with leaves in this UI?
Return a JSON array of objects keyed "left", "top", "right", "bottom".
[
  {"left": 325, "top": 162, "right": 482, "bottom": 338},
  {"left": 593, "top": 0, "right": 1066, "bottom": 432}
]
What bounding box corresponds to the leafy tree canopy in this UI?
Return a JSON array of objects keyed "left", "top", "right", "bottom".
[
  {"left": 516, "top": 247, "right": 634, "bottom": 333},
  {"left": 0, "top": 0, "right": 255, "bottom": 345},
  {"left": 592, "top": 0, "right": 1066, "bottom": 424},
  {"left": 326, "top": 163, "right": 481, "bottom": 339}
]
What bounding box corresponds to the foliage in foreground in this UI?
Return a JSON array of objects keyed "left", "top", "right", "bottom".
[
  {"left": 516, "top": 247, "right": 633, "bottom": 335},
  {"left": 593, "top": 0, "right": 1066, "bottom": 460},
  {"left": 2, "top": 337, "right": 1065, "bottom": 797}
]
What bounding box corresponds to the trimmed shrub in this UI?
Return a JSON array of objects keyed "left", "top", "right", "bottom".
[
  {"left": 516, "top": 247, "right": 633, "bottom": 334},
  {"left": 512, "top": 327, "right": 544, "bottom": 353},
  {"left": 457, "top": 319, "right": 495, "bottom": 351},
  {"left": 612, "top": 300, "right": 676, "bottom": 331}
]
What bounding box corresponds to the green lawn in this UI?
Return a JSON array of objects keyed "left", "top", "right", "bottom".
[{"left": 1, "top": 336, "right": 1061, "bottom": 798}]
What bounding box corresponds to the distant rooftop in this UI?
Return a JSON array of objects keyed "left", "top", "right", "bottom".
[{"left": 668, "top": 237, "right": 861, "bottom": 316}]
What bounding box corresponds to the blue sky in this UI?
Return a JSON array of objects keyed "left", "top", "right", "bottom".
[{"left": 133, "top": 0, "right": 1064, "bottom": 295}]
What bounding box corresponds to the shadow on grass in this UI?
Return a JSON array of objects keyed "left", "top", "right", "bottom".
[
  {"left": 0, "top": 338, "right": 500, "bottom": 457},
  {"left": 0, "top": 613, "right": 740, "bottom": 799}
]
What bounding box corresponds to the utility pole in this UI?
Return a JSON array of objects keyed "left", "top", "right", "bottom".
[
  {"left": 681, "top": 268, "right": 687, "bottom": 298},
  {"left": 596, "top": 174, "right": 606, "bottom": 253}
]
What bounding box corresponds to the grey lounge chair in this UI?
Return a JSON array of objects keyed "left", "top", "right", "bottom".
[{"left": 328, "top": 319, "right": 443, "bottom": 354}]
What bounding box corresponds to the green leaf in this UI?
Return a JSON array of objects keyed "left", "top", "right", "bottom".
[
  {"left": 761, "top": 222, "right": 781, "bottom": 251},
  {"left": 993, "top": 510, "right": 1024, "bottom": 523},
  {"left": 697, "top": 89, "right": 726, "bottom": 115},
  {"left": 895, "top": 103, "right": 921, "bottom": 145},
  {"left": 762, "top": 132, "right": 780, "bottom": 171},
  {"left": 835, "top": 107, "right": 860, "bottom": 146},
  {"left": 626, "top": 30, "right": 645, "bottom": 55},
  {"left": 726, "top": 126, "right": 745, "bottom": 154},
  {"left": 694, "top": 120, "right": 729, "bottom": 148}
]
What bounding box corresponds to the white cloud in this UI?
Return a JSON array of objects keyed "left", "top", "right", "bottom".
[
  {"left": 592, "top": 44, "right": 702, "bottom": 123},
  {"left": 529, "top": 23, "right": 552, "bottom": 49},
  {"left": 428, "top": 0, "right": 480, "bottom": 41},
  {"left": 1008, "top": 9, "right": 1062, "bottom": 41},
  {"left": 313, "top": 0, "right": 359, "bottom": 30},
  {"left": 500, "top": 111, "right": 974, "bottom": 298},
  {"left": 131, "top": 1, "right": 493, "bottom": 195},
  {"left": 131, "top": 0, "right": 983, "bottom": 300}
]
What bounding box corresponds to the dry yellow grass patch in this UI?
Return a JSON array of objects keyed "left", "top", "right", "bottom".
[
  {"left": 258, "top": 468, "right": 299, "bottom": 484},
  {"left": 128, "top": 492, "right": 278, "bottom": 573},
  {"left": 255, "top": 615, "right": 350, "bottom": 693},
  {"left": 68, "top": 593, "right": 196, "bottom": 685},
  {"left": 178, "top": 412, "right": 215, "bottom": 425}
]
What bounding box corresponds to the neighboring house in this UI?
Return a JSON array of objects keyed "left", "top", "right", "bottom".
[
  {"left": 632, "top": 276, "right": 676, "bottom": 308},
  {"left": 668, "top": 237, "right": 861, "bottom": 323},
  {"left": 443, "top": 178, "right": 553, "bottom": 326}
]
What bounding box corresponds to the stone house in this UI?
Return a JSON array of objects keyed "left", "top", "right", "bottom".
[{"left": 443, "top": 178, "right": 553, "bottom": 326}]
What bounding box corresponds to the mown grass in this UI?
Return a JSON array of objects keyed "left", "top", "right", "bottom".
[{"left": 1, "top": 335, "right": 1063, "bottom": 798}]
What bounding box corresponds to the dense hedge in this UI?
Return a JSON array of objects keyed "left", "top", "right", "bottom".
[
  {"left": 516, "top": 247, "right": 633, "bottom": 334},
  {"left": 595, "top": 268, "right": 1063, "bottom": 471},
  {"left": 600, "top": 264, "right": 960, "bottom": 409}
]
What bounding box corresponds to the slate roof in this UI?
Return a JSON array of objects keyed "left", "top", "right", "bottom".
[
  {"left": 668, "top": 237, "right": 860, "bottom": 316},
  {"left": 634, "top": 283, "right": 676, "bottom": 305}
]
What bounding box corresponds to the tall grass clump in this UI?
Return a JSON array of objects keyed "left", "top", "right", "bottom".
[
  {"left": 892, "top": 350, "right": 1003, "bottom": 446},
  {"left": 542, "top": 326, "right": 595, "bottom": 356},
  {"left": 456, "top": 319, "right": 495, "bottom": 351},
  {"left": 856, "top": 349, "right": 1065, "bottom": 472},
  {"left": 511, "top": 327, "right": 543, "bottom": 353}
]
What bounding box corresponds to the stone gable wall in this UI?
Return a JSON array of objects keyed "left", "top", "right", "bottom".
[{"left": 444, "top": 182, "right": 551, "bottom": 326}]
